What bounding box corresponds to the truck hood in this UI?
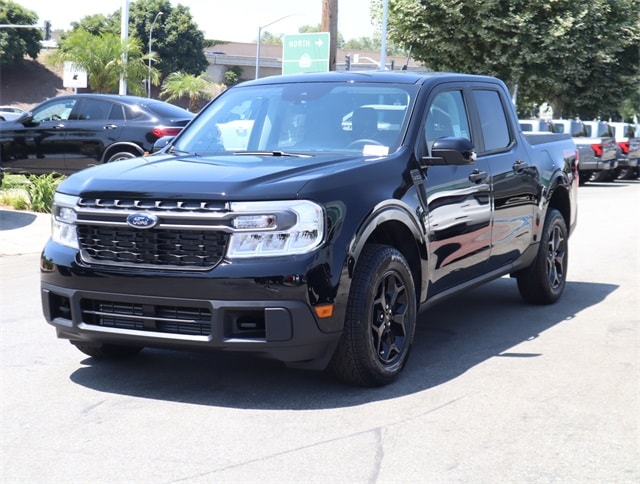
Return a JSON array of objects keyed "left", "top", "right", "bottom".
[{"left": 57, "top": 152, "right": 376, "bottom": 200}]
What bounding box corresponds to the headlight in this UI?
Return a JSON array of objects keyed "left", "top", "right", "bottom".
[
  {"left": 51, "top": 193, "right": 79, "bottom": 249},
  {"left": 227, "top": 200, "right": 324, "bottom": 258}
]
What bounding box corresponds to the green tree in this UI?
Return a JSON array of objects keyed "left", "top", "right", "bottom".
[
  {"left": 64, "top": 0, "right": 208, "bottom": 79},
  {"left": 384, "top": 0, "right": 640, "bottom": 119},
  {"left": 259, "top": 30, "right": 283, "bottom": 45},
  {"left": 69, "top": 13, "right": 119, "bottom": 36},
  {"left": 160, "top": 72, "right": 222, "bottom": 112},
  {"left": 223, "top": 66, "right": 242, "bottom": 87},
  {"left": 0, "top": 0, "right": 42, "bottom": 64},
  {"left": 50, "top": 29, "right": 158, "bottom": 95},
  {"left": 129, "top": 0, "right": 208, "bottom": 78}
]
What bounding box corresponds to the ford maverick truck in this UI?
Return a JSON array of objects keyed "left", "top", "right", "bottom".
[{"left": 41, "top": 72, "right": 578, "bottom": 386}]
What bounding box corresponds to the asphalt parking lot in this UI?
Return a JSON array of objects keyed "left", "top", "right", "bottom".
[{"left": 1, "top": 180, "right": 638, "bottom": 483}]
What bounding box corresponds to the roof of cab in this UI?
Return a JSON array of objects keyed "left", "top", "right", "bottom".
[{"left": 238, "top": 70, "right": 502, "bottom": 87}]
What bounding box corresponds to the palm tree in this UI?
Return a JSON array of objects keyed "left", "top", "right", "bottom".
[
  {"left": 160, "top": 72, "right": 224, "bottom": 112},
  {"left": 50, "top": 30, "right": 159, "bottom": 95}
]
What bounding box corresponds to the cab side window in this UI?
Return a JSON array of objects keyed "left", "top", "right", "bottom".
[
  {"left": 424, "top": 91, "right": 471, "bottom": 154},
  {"left": 472, "top": 89, "right": 511, "bottom": 152}
]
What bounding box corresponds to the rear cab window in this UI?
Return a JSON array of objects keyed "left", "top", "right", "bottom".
[{"left": 471, "top": 89, "right": 512, "bottom": 153}]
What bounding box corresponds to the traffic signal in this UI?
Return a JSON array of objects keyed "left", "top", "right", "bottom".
[
  {"left": 44, "top": 20, "right": 51, "bottom": 40},
  {"left": 345, "top": 54, "right": 351, "bottom": 71}
]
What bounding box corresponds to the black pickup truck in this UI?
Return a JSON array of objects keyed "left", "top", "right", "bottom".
[{"left": 41, "top": 72, "right": 578, "bottom": 386}]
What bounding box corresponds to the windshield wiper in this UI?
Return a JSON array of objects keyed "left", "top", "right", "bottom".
[
  {"left": 167, "top": 147, "right": 200, "bottom": 157},
  {"left": 233, "top": 150, "right": 312, "bottom": 158}
]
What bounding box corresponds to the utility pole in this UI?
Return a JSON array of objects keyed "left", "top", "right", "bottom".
[{"left": 321, "top": 0, "right": 337, "bottom": 71}]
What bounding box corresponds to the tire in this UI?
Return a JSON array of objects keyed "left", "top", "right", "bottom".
[
  {"left": 106, "top": 151, "right": 138, "bottom": 163},
  {"left": 330, "top": 244, "right": 417, "bottom": 387},
  {"left": 578, "top": 171, "right": 591, "bottom": 185},
  {"left": 72, "top": 342, "right": 143, "bottom": 359},
  {"left": 516, "top": 208, "right": 568, "bottom": 305},
  {"left": 618, "top": 167, "right": 639, "bottom": 180},
  {"left": 591, "top": 170, "right": 615, "bottom": 182}
]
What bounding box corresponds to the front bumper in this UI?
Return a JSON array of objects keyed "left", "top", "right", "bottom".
[{"left": 40, "top": 241, "right": 347, "bottom": 369}]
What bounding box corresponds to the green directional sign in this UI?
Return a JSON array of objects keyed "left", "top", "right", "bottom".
[{"left": 282, "top": 32, "right": 330, "bottom": 75}]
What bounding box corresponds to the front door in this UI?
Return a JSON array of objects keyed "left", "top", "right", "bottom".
[
  {"left": 421, "top": 89, "right": 492, "bottom": 296},
  {"left": 0, "top": 97, "right": 76, "bottom": 175}
]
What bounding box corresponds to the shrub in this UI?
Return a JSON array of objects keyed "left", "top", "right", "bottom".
[{"left": 26, "top": 174, "right": 62, "bottom": 213}]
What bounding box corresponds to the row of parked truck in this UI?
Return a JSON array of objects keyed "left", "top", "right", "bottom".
[{"left": 519, "top": 118, "right": 640, "bottom": 184}]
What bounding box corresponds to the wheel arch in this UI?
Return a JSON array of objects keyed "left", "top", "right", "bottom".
[
  {"left": 547, "top": 175, "right": 572, "bottom": 235},
  {"left": 100, "top": 142, "right": 145, "bottom": 163},
  {"left": 347, "top": 203, "right": 427, "bottom": 302}
]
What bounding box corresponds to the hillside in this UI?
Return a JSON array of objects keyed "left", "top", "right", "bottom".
[{"left": 0, "top": 54, "right": 74, "bottom": 110}]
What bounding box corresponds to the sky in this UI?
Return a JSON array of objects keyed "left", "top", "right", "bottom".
[{"left": 17, "top": 0, "right": 377, "bottom": 43}]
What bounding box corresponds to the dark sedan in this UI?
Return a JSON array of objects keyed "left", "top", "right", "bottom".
[{"left": 0, "top": 94, "right": 194, "bottom": 177}]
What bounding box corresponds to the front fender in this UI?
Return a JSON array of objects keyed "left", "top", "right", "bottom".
[{"left": 347, "top": 200, "right": 428, "bottom": 302}]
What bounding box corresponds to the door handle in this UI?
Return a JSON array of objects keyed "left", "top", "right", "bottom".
[
  {"left": 468, "top": 169, "right": 488, "bottom": 183},
  {"left": 103, "top": 124, "right": 118, "bottom": 130},
  {"left": 513, "top": 160, "right": 529, "bottom": 173}
]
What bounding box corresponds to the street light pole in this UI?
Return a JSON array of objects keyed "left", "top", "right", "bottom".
[
  {"left": 148, "top": 11, "right": 163, "bottom": 98},
  {"left": 255, "top": 14, "right": 297, "bottom": 79}
]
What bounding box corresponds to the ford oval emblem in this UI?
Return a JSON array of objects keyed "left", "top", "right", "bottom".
[{"left": 126, "top": 212, "right": 159, "bottom": 229}]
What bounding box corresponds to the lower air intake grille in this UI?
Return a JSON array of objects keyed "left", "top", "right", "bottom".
[{"left": 81, "top": 299, "right": 212, "bottom": 336}]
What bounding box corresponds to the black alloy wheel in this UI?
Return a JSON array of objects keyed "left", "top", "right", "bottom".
[
  {"left": 331, "top": 244, "right": 417, "bottom": 386},
  {"left": 517, "top": 208, "right": 568, "bottom": 304}
]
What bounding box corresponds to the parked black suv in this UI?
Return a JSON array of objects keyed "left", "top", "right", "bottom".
[{"left": 0, "top": 94, "right": 193, "bottom": 177}]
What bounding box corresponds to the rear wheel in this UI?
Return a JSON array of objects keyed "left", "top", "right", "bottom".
[
  {"left": 618, "top": 167, "right": 639, "bottom": 180},
  {"left": 72, "top": 342, "right": 143, "bottom": 359},
  {"left": 591, "top": 170, "right": 616, "bottom": 182},
  {"left": 516, "top": 208, "right": 568, "bottom": 304},
  {"left": 106, "top": 151, "right": 138, "bottom": 163},
  {"left": 578, "top": 171, "right": 591, "bottom": 185},
  {"left": 331, "top": 244, "right": 417, "bottom": 387}
]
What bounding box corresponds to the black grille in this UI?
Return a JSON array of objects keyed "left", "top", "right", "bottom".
[
  {"left": 81, "top": 299, "right": 212, "bottom": 336},
  {"left": 78, "top": 225, "right": 228, "bottom": 269}
]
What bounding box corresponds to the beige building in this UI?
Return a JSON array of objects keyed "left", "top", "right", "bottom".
[{"left": 203, "top": 42, "right": 425, "bottom": 83}]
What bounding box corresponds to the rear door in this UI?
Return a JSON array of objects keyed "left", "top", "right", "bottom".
[
  {"left": 420, "top": 87, "right": 492, "bottom": 295},
  {"left": 469, "top": 85, "right": 538, "bottom": 271},
  {"left": 64, "top": 98, "right": 124, "bottom": 171}
]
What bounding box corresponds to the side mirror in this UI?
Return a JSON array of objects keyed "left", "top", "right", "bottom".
[
  {"left": 152, "top": 136, "right": 174, "bottom": 154},
  {"left": 17, "top": 112, "right": 33, "bottom": 125},
  {"left": 421, "top": 136, "right": 476, "bottom": 166}
]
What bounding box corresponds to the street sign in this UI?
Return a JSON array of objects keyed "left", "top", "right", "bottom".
[
  {"left": 282, "top": 32, "right": 330, "bottom": 75},
  {"left": 63, "top": 62, "right": 88, "bottom": 89}
]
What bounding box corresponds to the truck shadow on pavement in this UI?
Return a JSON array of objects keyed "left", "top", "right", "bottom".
[
  {"left": 0, "top": 209, "right": 37, "bottom": 230},
  {"left": 69, "top": 277, "right": 617, "bottom": 409}
]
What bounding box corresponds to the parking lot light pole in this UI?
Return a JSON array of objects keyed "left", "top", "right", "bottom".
[
  {"left": 255, "top": 14, "right": 297, "bottom": 79},
  {"left": 148, "top": 11, "right": 163, "bottom": 98}
]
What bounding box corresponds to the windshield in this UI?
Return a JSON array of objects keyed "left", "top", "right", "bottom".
[{"left": 173, "top": 81, "right": 418, "bottom": 157}]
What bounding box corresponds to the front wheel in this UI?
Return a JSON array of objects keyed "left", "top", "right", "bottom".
[
  {"left": 330, "top": 244, "right": 417, "bottom": 387},
  {"left": 516, "top": 208, "right": 568, "bottom": 304}
]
